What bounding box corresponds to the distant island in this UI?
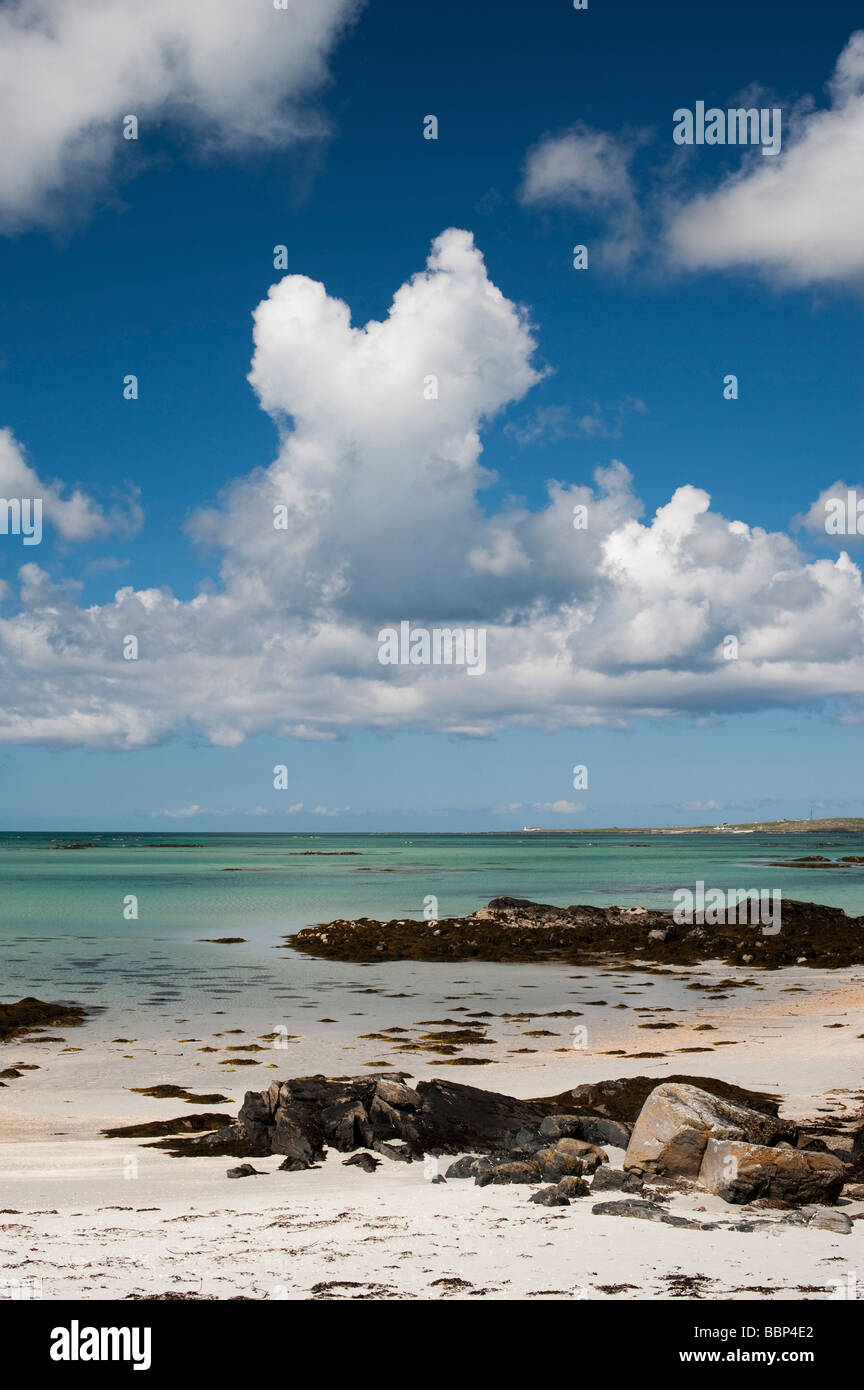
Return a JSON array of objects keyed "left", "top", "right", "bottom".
[{"left": 499, "top": 817, "right": 864, "bottom": 836}]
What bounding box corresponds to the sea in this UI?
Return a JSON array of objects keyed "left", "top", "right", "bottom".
[{"left": 2, "top": 831, "right": 863, "bottom": 1052}]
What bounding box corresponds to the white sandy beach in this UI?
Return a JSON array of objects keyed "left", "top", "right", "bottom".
[{"left": 1, "top": 957, "right": 863, "bottom": 1300}]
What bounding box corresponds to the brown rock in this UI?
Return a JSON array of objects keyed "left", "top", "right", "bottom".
[
  {"left": 624, "top": 1082, "right": 796, "bottom": 1177},
  {"left": 474, "top": 1160, "right": 541, "bottom": 1186},
  {"left": 536, "top": 1138, "right": 607, "bottom": 1180},
  {"left": 699, "top": 1139, "right": 846, "bottom": 1205}
]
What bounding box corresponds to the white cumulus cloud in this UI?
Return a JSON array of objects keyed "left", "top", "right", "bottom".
[
  {"left": 1, "top": 230, "right": 863, "bottom": 748},
  {"left": 0, "top": 0, "right": 363, "bottom": 232},
  {"left": 0, "top": 428, "right": 142, "bottom": 541},
  {"left": 666, "top": 31, "right": 864, "bottom": 286}
]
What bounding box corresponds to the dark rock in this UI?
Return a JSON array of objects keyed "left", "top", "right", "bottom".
[
  {"left": 565, "top": 1075, "right": 784, "bottom": 1126},
  {"left": 538, "top": 1114, "right": 580, "bottom": 1141},
  {"left": 536, "top": 1138, "right": 607, "bottom": 1181},
  {"left": 322, "top": 1098, "right": 373, "bottom": 1151},
  {"left": 412, "top": 1078, "right": 566, "bottom": 1155},
  {"left": 227, "top": 1163, "right": 264, "bottom": 1179},
  {"left": 529, "top": 1185, "right": 570, "bottom": 1206},
  {"left": 475, "top": 1160, "right": 541, "bottom": 1187},
  {"left": 372, "top": 1140, "right": 413, "bottom": 1163},
  {"left": 591, "top": 1199, "right": 702, "bottom": 1229},
  {"left": 342, "top": 1151, "right": 380, "bottom": 1173},
  {"left": 146, "top": 1120, "right": 265, "bottom": 1158},
  {"left": 539, "top": 1113, "right": 631, "bottom": 1148},
  {"left": 512, "top": 1126, "right": 545, "bottom": 1154},
  {"left": 0, "top": 996, "right": 89, "bottom": 1043},
  {"left": 591, "top": 1165, "right": 644, "bottom": 1194},
  {"left": 798, "top": 1132, "right": 855, "bottom": 1162},
  {"left": 148, "top": 1074, "right": 584, "bottom": 1162},
  {"left": 102, "top": 1112, "right": 234, "bottom": 1140},
  {"left": 288, "top": 896, "right": 864, "bottom": 969},
  {"left": 444, "top": 1155, "right": 482, "bottom": 1179},
  {"left": 557, "top": 1175, "right": 590, "bottom": 1198}
]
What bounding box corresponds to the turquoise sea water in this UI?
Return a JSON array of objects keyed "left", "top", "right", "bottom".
[{"left": 2, "top": 830, "right": 863, "bottom": 1023}]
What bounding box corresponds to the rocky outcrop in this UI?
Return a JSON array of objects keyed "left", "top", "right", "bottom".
[
  {"left": 287, "top": 895, "right": 864, "bottom": 968},
  {"left": 699, "top": 1139, "right": 846, "bottom": 1205},
  {"left": 0, "top": 996, "right": 89, "bottom": 1041},
  {"left": 155, "top": 1074, "right": 584, "bottom": 1160},
  {"left": 141, "top": 1069, "right": 855, "bottom": 1223},
  {"left": 563, "top": 1075, "right": 782, "bottom": 1127},
  {"left": 591, "top": 1199, "right": 852, "bottom": 1234},
  {"left": 624, "top": 1082, "right": 797, "bottom": 1177}
]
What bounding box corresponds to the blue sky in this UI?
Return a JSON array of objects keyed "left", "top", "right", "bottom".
[{"left": 0, "top": 0, "right": 862, "bottom": 830}]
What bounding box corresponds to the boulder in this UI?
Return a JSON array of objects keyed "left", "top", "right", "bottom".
[
  {"left": 372, "top": 1140, "right": 413, "bottom": 1163},
  {"left": 624, "top": 1083, "right": 796, "bottom": 1177},
  {"left": 539, "top": 1113, "right": 630, "bottom": 1149},
  {"left": 591, "top": 1199, "right": 700, "bottom": 1228},
  {"left": 536, "top": 1138, "right": 607, "bottom": 1181},
  {"left": 591, "top": 1165, "right": 644, "bottom": 1194},
  {"left": 798, "top": 1132, "right": 855, "bottom": 1162},
  {"left": 412, "top": 1079, "right": 564, "bottom": 1154},
  {"left": 801, "top": 1207, "right": 852, "bottom": 1234},
  {"left": 565, "top": 1074, "right": 783, "bottom": 1126},
  {"left": 444, "top": 1155, "right": 482, "bottom": 1179},
  {"left": 342, "top": 1151, "right": 380, "bottom": 1173},
  {"left": 529, "top": 1186, "right": 570, "bottom": 1206},
  {"left": 699, "top": 1139, "right": 846, "bottom": 1205},
  {"left": 474, "top": 1160, "right": 540, "bottom": 1187},
  {"left": 557, "top": 1175, "right": 590, "bottom": 1198}
]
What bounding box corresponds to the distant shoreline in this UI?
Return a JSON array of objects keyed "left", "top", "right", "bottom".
[
  {"left": 2, "top": 818, "right": 864, "bottom": 839},
  {"left": 493, "top": 818, "right": 864, "bottom": 836}
]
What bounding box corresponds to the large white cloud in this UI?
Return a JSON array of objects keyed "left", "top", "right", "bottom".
[
  {"left": 666, "top": 31, "right": 864, "bottom": 285},
  {"left": 0, "top": 0, "right": 363, "bottom": 231},
  {"left": 1, "top": 229, "right": 863, "bottom": 748}
]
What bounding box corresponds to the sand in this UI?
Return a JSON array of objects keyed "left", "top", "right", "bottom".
[{"left": 1, "top": 957, "right": 863, "bottom": 1301}]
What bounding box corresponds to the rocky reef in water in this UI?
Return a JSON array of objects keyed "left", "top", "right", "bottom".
[
  {"left": 286, "top": 895, "right": 864, "bottom": 968},
  {"left": 0, "top": 996, "right": 89, "bottom": 1042}
]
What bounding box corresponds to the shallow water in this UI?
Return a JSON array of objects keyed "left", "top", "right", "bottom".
[{"left": 1, "top": 830, "right": 862, "bottom": 1029}]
